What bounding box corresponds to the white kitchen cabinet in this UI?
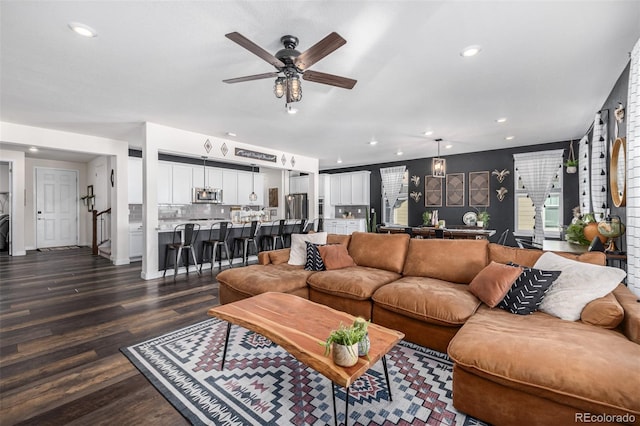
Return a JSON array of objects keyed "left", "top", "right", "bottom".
[
  {"left": 222, "top": 170, "right": 238, "bottom": 205},
  {"left": 290, "top": 176, "right": 309, "bottom": 194},
  {"left": 157, "top": 162, "right": 172, "bottom": 204},
  {"left": 237, "top": 171, "right": 264, "bottom": 206},
  {"left": 254, "top": 173, "right": 264, "bottom": 206},
  {"left": 351, "top": 172, "right": 370, "bottom": 205},
  {"left": 339, "top": 174, "right": 352, "bottom": 204},
  {"left": 346, "top": 219, "right": 367, "bottom": 234},
  {"left": 192, "top": 166, "right": 204, "bottom": 189},
  {"left": 323, "top": 219, "right": 365, "bottom": 235},
  {"left": 171, "top": 164, "right": 193, "bottom": 205},
  {"left": 129, "top": 227, "right": 143, "bottom": 260},
  {"left": 128, "top": 157, "right": 142, "bottom": 204},
  {"left": 330, "top": 175, "right": 341, "bottom": 205},
  {"left": 207, "top": 168, "right": 223, "bottom": 188}
]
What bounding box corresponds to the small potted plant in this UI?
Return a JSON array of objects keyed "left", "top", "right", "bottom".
[
  {"left": 564, "top": 159, "right": 578, "bottom": 174},
  {"left": 475, "top": 209, "right": 490, "bottom": 229},
  {"left": 322, "top": 320, "right": 369, "bottom": 367},
  {"left": 422, "top": 211, "right": 432, "bottom": 226}
]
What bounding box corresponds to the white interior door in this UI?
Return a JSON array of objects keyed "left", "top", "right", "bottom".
[{"left": 36, "top": 168, "right": 78, "bottom": 248}]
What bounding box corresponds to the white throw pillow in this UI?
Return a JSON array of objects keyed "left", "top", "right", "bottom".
[
  {"left": 288, "top": 232, "right": 328, "bottom": 265},
  {"left": 534, "top": 252, "right": 626, "bottom": 321}
]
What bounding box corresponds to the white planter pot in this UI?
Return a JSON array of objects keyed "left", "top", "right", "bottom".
[
  {"left": 566, "top": 166, "right": 577, "bottom": 174},
  {"left": 476, "top": 221, "right": 483, "bottom": 228},
  {"left": 332, "top": 342, "right": 359, "bottom": 367}
]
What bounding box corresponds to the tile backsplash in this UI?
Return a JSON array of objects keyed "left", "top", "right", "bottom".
[{"left": 334, "top": 205, "right": 368, "bottom": 219}]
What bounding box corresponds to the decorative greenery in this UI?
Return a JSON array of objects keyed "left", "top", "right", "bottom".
[
  {"left": 422, "top": 211, "right": 432, "bottom": 225},
  {"left": 564, "top": 159, "right": 578, "bottom": 167},
  {"left": 474, "top": 208, "right": 490, "bottom": 228},
  {"left": 321, "top": 319, "right": 369, "bottom": 357},
  {"left": 565, "top": 211, "right": 596, "bottom": 246}
]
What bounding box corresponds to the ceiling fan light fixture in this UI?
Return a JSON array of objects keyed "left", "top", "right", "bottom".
[
  {"left": 274, "top": 77, "right": 286, "bottom": 98},
  {"left": 286, "top": 74, "right": 302, "bottom": 103}
]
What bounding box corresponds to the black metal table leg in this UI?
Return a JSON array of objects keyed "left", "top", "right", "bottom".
[
  {"left": 382, "top": 355, "right": 392, "bottom": 401},
  {"left": 220, "top": 322, "right": 231, "bottom": 371}
]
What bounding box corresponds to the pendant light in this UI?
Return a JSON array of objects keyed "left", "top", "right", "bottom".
[
  {"left": 201, "top": 156, "right": 208, "bottom": 197},
  {"left": 249, "top": 164, "right": 257, "bottom": 203},
  {"left": 432, "top": 138, "right": 446, "bottom": 178}
]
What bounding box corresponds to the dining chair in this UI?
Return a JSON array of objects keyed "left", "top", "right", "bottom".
[
  {"left": 515, "top": 237, "right": 542, "bottom": 250},
  {"left": 496, "top": 228, "right": 509, "bottom": 245},
  {"left": 200, "top": 221, "right": 233, "bottom": 273},
  {"left": 162, "top": 223, "right": 201, "bottom": 279},
  {"left": 264, "top": 219, "right": 285, "bottom": 250}
]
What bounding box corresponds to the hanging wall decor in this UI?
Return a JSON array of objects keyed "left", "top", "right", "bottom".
[
  {"left": 469, "top": 171, "right": 490, "bottom": 207},
  {"left": 411, "top": 175, "right": 421, "bottom": 187},
  {"left": 491, "top": 169, "right": 510, "bottom": 183},
  {"left": 564, "top": 140, "right": 577, "bottom": 173},
  {"left": 410, "top": 191, "right": 422, "bottom": 202},
  {"left": 496, "top": 187, "right": 508, "bottom": 202},
  {"left": 590, "top": 111, "right": 608, "bottom": 217},
  {"left": 445, "top": 173, "right": 465, "bottom": 207},
  {"left": 425, "top": 176, "right": 443, "bottom": 207},
  {"left": 578, "top": 134, "right": 590, "bottom": 214}
]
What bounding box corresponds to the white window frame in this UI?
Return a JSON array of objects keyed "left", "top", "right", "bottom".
[
  {"left": 382, "top": 170, "right": 408, "bottom": 226},
  {"left": 513, "top": 168, "right": 563, "bottom": 239}
]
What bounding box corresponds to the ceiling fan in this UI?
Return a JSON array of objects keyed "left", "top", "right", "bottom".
[{"left": 223, "top": 32, "right": 357, "bottom": 104}]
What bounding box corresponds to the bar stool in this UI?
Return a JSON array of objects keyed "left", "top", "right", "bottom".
[
  {"left": 263, "top": 219, "right": 285, "bottom": 250},
  {"left": 233, "top": 220, "right": 259, "bottom": 266},
  {"left": 162, "top": 223, "right": 201, "bottom": 279},
  {"left": 200, "top": 221, "right": 233, "bottom": 273}
]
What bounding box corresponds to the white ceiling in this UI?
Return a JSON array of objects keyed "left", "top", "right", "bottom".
[{"left": 1, "top": 1, "right": 639, "bottom": 169}]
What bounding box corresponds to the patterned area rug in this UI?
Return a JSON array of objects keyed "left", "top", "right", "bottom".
[{"left": 121, "top": 318, "right": 486, "bottom": 426}]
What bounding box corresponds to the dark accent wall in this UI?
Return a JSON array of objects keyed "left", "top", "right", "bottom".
[{"left": 324, "top": 141, "right": 577, "bottom": 247}]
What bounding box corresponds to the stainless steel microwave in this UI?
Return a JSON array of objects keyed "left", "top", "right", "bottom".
[{"left": 193, "top": 187, "right": 223, "bottom": 204}]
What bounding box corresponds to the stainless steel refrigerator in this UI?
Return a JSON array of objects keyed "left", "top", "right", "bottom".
[{"left": 285, "top": 193, "right": 308, "bottom": 219}]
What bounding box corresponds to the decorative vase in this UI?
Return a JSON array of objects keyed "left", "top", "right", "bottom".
[
  {"left": 566, "top": 166, "right": 577, "bottom": 174},
  {"left": 583, "top": 222, "right": 606, "bottom": 244},
  {"left": 332, "top": 342, "right": 359, "bottom": 367},
  {"left": 357, "top": 333, "right": 370, "bottom": 357}
]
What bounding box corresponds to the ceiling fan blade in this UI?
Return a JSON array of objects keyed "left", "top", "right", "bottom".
[
  {"left": 225, "top": 32, "right": 285, "bottom": 69},
  {"left": 294, "top": 32, "right": 346, "bottom": 71},
  {"left": 223, "top": 72, "right": 279, "bottom": 84},
  {"left": 302, "top": 70, "right": 357, "bottom": 89}
]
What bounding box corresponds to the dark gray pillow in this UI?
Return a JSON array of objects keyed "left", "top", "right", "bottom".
[
  {"left": 304, "top": 241, "right": 325, "bottom": 271},
  {"left": 498, "top": 263, "right": 561, "bottom": 315}
]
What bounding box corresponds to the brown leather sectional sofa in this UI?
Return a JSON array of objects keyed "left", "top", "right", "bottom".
[{"left": 216, "top": 232, "right": 640, "bottom": 425}]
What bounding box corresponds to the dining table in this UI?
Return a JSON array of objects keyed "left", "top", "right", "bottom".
[{"left": 379, "top": 226, "right": 496, "bottom": 240}]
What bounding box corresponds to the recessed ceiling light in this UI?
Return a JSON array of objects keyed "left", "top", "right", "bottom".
[
  {"left": 460, "top": 45, "right": 481, "bottom": 57},
  {"left": 368, "top": 139, "right": 378, "bottom": 146},
  {"left": 505, "top": 136, "right": 515, "bottom": 141},
  {"left": 226, "top": 132, "right": 237, "bottom": 137},
  {"left": 496, "top": 117, "right": 507, "bottom": 123},
  {"left": 68, "top": 22, "right": 97, "bottom": 38},
  {"left": 396, "top": 151, "right": 403, "bottom": 156},
  {"left": 445, "top": 144, "right": 453, "bottom": 149},
  {"left": 423, "top": 131, "right": 434, "bottom": 136},
  {"left": 337, "top": 158, "right": 343, "bottom": 164},
  {"left": 29, "top": 147, "right": 39, "bottom": 152}
]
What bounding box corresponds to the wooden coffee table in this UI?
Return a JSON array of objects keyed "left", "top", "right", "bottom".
[{"left": 207, "top": 292, "right": 405, "bottom": 426}]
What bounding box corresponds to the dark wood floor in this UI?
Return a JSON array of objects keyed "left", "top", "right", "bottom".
[{"left": 0, "top": 247, "right": 224, "bottom": 425}]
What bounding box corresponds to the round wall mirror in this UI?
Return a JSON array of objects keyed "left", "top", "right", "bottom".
[{"left": 610, "top": 137, "right": 626, "bottom": 207}]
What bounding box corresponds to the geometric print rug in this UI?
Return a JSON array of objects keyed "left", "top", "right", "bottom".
[{"left": 121, "top": 318, "right": 487, "bottom": 426}]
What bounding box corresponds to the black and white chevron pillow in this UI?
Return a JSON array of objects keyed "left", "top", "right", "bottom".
[
  {"left": 304, "top": 241, "right": 326, "bottom": 271},
  {"left": 498, "top": 263, "right": 561, "bottom": 315}
]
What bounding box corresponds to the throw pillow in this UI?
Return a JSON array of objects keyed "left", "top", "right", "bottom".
[
  {"left": 317, "top": 244, "right": 356, "bottom": 270},
  {"left": 288, "top": 232, "right": 327, "bottom": 265},
  {"left": 304, "top": 241, "right": 326, "bottom": 271},
  {"left": 534, "top": 252, "right": 627, "bottom": 321},
  {"left": 497, "top": 263, "right": 561, "bottom": 315},
  {"left": 580, "top": 292, "right": 624, "bottom": 329},
  {"left": 468, "top": 261, "right": 523, "bottom": 308}
]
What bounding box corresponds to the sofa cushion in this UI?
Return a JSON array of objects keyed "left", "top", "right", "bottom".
[
  {"left": 534, "top": 252, "right": 626, "bottom": 321},
  {"left": 469, "top": 261, "right": 523, "bottom": 308},
  {"left": 304, "top": 242, "right": 326, "bottom": 271},
  {"left": 402, "top": 239, "right": 489, "bottom": 284},
  {"left": 347, "top": 232, "right": 410, "bottom": 273},
  {"left": 488, "top": 243, "right": 606, "bottom": 267},
  {"left": 580, "top": 292, "right": 624, "bottom": 329},
  {"left": 318, "top": 244, "right": 356, "bottom": 270},
  {"left": 217, "top": 263, "right": 314, "bottom": 296},
  {"left": 448, "top": 307, "right": 640, "bottom": 416},
  {"left": 259, "top": 248, "right": 291, "bottom": 265},
  {"left": 372, "top": 276, "right": 481, "bottom": 326},
  {"left": 613, "top": 284, "right": 640, "bottom": 344},
  {"left": 497, "top": 265, "right": 561, "bottom": 315},
  {"left": 327, "top": 234, "right": 351, "bottom": 246},
  {"left": 307, "top": 266, "right": 401, "bottom": 301},
  {"left": 288, "top": 232, "right": 327, "bottom": 265}
]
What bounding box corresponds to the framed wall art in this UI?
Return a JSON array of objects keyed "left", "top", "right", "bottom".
[
  {"left": 424, "top": 176, "right": 443, "bottom": 207},
  {"left": 446, "top": 173, "right": 465, "bottom": 207},
  {"left": 469, "top": 171, "right": 490, "bottom": 207}
]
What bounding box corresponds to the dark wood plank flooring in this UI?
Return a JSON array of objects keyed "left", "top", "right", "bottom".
[{"left": 0, "top": 247, "right": 224, "bottom": 425}]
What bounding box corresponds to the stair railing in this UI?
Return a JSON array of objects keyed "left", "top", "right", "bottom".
[{"left": 92, "top": 208, "right": 111, "bottom": 255}]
